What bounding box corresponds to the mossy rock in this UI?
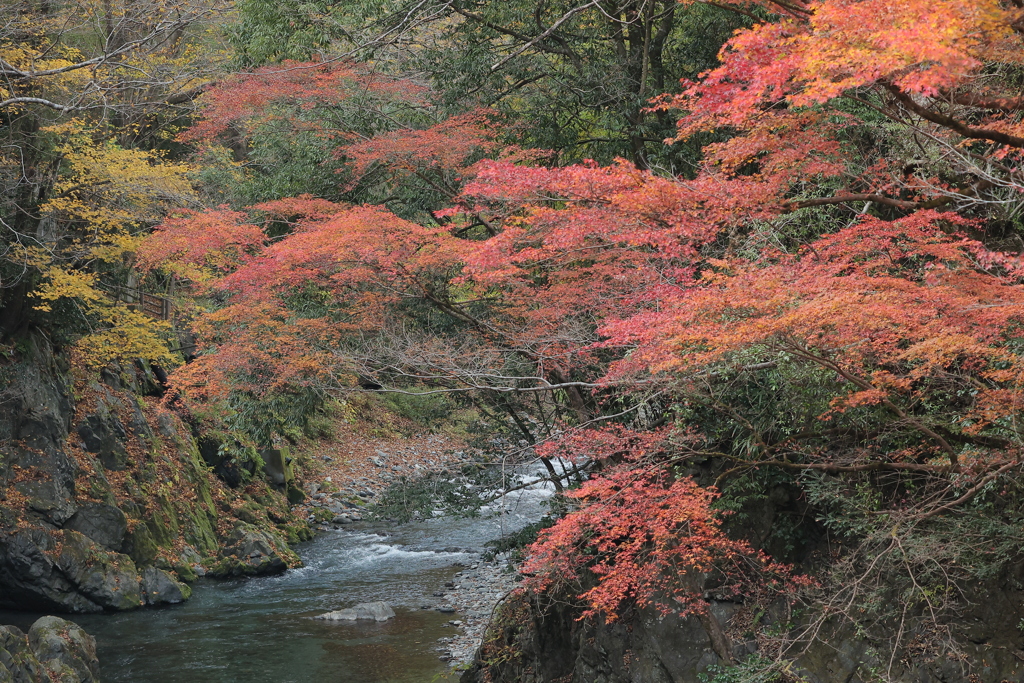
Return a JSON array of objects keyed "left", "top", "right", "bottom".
[
  {"left": 207, "top": 522, "right": 295, "bottom": 577},
  {"left": 144, "top": 493, "right": 180, "bottom": 547},
  {"left": 122, "top": 521, "right": 159, "bottom": 567},
  {"left": 171, "top": 562, "right": 199, "bottom": 583},
  {"left": 286, "top": 484, "right": 306, "bottom": 504},
  {"left": 279, "top": 522, "right": 314, "bottom": 544},
  {"left": 234, "top": 503, "right": 264, "bottom": 525},
  {"left": 54, "top": 529, "right": 142, "bottom": 611},
  {"left": 181, "top": 506, "right": 218, "bottom": 556},
  {"left": 311, "top": 508, "right": 334, "bottom": 523}
]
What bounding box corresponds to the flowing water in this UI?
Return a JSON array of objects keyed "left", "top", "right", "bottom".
[{"left": 0, "top": 469, "right": 555, "bottom": 683}]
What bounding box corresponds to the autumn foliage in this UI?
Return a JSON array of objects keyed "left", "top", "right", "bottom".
[
  {"left": 522, "top": 468, "right": 798, "bottom": 620},
  {"left": 132, "top": 0, "right": 1024, "bottom": 640}
]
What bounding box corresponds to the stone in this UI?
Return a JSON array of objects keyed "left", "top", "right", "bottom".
[
  {"left": 0, "top": 624, "right": 46, "bottom": 682},
  {"left": 76, "top": 400, "right": 129, "bottom": 471},
  {"left": 63, "top": 503, "right": 127, "bottom": 552},
  {"left": 206, "top": 523, "right": 290, "bottom": 577},
  {"left": 27, "top": 616, "right": 100, "bottom": 683},
  {"left": 261, "top": 447, "right": 293, "bottom": 487},
  {"left": 286, "top": 485, "right": 306, "bottom": 504},
  {"left": 156, "top": 412, "right": 177, "bottom": 438},
  {"left": 317, "top": 601, "right": 396, "bottom": 622},
  {"left": 0, "top": 527, "right": 142, "bottom": 613},
  {"left": 140, "top": 566, "right": 191, "bottom": 605},
  {"left": 122, "top": 522, "right": 159, "bottom": 566},
  {"left": 53, "top": 530, "right": 143, "bottom": 611}
]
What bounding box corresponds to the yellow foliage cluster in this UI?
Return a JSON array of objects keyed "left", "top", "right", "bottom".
[
  {"left": 1, "top": 0, "right": 228, "bottom": 369},
  {"left": 5, "top": 118, "right": 197, "bottom": 367},
  {"left": 41, "top": 119, "right": 196, "bottom": 236},
  {"left": 73, "top": 307, "right": 177, "bottom": 369}
]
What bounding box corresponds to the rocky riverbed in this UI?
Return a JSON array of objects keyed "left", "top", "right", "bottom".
[
  {"left": 295, "top": 431, "right": 479, "bottom": 527},
  {"left": 291, "top": 428, "right": 539, "bottom": 668},
  {"left": 432, "top": 559, "right": 519, "bottom": 665}
]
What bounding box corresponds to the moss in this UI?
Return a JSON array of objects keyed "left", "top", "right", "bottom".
[
  {"left": 286, "top": 484, "right": 306, "bottom": 504},
  {"left": 123, "top": 523, "right": 159, "bottom": 566},
  {"left": 279, "top": 522, "right": 314, "bottom": 544},
  {"left": 172, "top": 562, "right": 199, "bottom": 583},
  {"left": 311, "top": 507, "right": 334, "bottom": 523},
  {"left": 204, "top": 556, "right": 242, "bottom": 578},
  {"left": 182, "top": 506, "right": 219, "bottom": 556},
  {"left": 144, "top": 493, "right": 180, "bottom": 547},
  {"left": 234, "top": 502, "right": 265, "bottom": 525}
]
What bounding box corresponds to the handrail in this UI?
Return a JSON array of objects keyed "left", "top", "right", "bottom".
[{"left": 96, "top": 280, "right": 172, "bottom": 321}]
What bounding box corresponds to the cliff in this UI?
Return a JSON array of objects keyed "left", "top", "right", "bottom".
[{"left": 0, "top": 333, "right": 310, "bottom": 613}]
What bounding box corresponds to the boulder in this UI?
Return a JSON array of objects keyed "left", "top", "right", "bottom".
[
  {"left": 64, "top": 502, "right": 127, "bottom": 552},
  {"left": 261, "top": 447, "right": 293, "bottom": 487},
  {"left": 27, "top": 616, "right": 100, "bottom": 682},
  {"left": 0, "top": 527, "right": 142, "bottom": 612},
  {"left": 0, "top": 617, "right": 100, "bottom": 683},
  {"left": 317, "top": 601, "right": 396, "bottom": 622},
  {"left": 53, "top": 530, "right": 142, "bottom": 611},
  {"left": 0, "top": 624, "right": 46, "bottom": 682},
  {"left": 140, "top": 566, "right": 191, "bottom": 605},
  {"left": 206, "top": 523, "right": 290, "bottom": 577}
]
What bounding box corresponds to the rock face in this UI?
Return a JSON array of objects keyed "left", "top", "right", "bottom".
[
  {"left": 63, "top": 504, "right": 128, "bottom": 552},
  {"left": 460, "top": 594, "right": 734, "bottom": 683},
  {"left": 76, "top": 402, "right": 129, "bottom": 471},
  {"left": 317, "top": 601, "right": 396, "bottom": 622},
  {"left": 0, "top": 333, "right": 308, "bottom": 613},
  {"left": 462, "top": 582, "right": 1024, "bottom": 683},
  {"left": 0, "top": 518, "right": 142, "bottom": 615},
  {"left": 0, "top": 616, "right": 100, "bottom": 683}
]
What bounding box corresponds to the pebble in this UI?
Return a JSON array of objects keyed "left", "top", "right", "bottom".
[{"left": 433, "top": 560, "right": 520, "bottom": 667}]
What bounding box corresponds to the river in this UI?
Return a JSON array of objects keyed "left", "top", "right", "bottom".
[{"left": 0, "top": 467, "right": 555, "bottom": 682}]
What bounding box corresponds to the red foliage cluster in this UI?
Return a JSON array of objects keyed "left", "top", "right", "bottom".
[
  {"left": 522, "top": 465, "right": 800, "bottom": 621},
  {"left": 182, "top": 60, "right": 428, "bottom": 144},
  {"left": 142, "top": 200, "right": 462, "bottom": 402},
  {"left": 338, "top": 108, "right": 505, "bottom": 186},
  {"left": 604, "top": 212, "right": 1024, "bottom": 370},
  {"left": 534, "top": 425, "right": 668, "bottom": 465},
  {"left": 135, "top": 208, "right": 265, "bottom": 285}
]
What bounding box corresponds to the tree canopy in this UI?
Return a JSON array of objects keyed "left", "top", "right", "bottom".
[{"left": 9, "top": 0, "right": 1024, "bottom": 674}]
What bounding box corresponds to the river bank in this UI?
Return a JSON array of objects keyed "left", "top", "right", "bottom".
[{"left": 435, "top": 560, "right": 519, "bottom": 664}]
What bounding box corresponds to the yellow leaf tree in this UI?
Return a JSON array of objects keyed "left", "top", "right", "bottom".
[{"left": 1, "top": 0, "right": 228, "bottom": 364}]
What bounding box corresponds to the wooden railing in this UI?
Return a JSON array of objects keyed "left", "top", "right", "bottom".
[{"left": 97, "top": 280, "right": 173, "bottom": 321}]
